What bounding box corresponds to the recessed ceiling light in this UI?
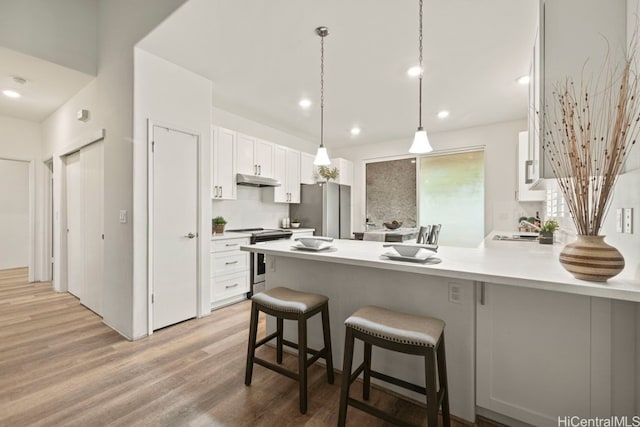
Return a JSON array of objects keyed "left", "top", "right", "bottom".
[
  {"left": 350, "top": 127, "right": 361, "bottom": 136},
  {"left": 407, "top": 66, "right": 422, "bottom": 77},
  {"left": 437, "top": 110, "right": 450, "bottom": 119},
  {"left": 2, "top": 89, "right": 21, "bottom": 98},
  {"left": 299, "top": 98, "right": 311, "bottom": 109},
  {"left": 517, "top": 75, "right": 530, "bottom": 85}
]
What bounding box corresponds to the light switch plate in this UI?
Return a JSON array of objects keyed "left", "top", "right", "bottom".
[
  {"left": 448, "top": 283, "right": 462, "bottom": 304},
  {"left": 119, "top": 210, "right": 127, "bottom": 224},
  {"left": 616, "top": 209, "right": 623, "bottom": 233},
  {"left": 624, "top": 208, "right": 633, "bottom": 234}
]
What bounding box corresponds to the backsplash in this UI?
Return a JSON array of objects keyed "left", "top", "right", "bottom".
[{"left": 212, "top": 186, "right": 288, "bottom": 230}]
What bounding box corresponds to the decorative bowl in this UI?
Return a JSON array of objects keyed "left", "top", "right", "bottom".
[
  {"left": 383, "top": 244, "right": 437, "bottom": 258},
  {"left": 295, "top": 236, "right": 334, "bottom": 248},
  {"left": 290, "top": 223, "right": 301, "bottom": 229},
  {"left": 383, "top": 221, "right": 403, "bottom": 230}
]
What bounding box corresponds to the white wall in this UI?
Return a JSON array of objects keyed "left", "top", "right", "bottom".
[
  {"left": 133, "top": 47, "right": 212, "bottom": 335},
  {"left": 212, "top": 107, "right": 316, "bottom": 154},
  {"left": 213, "top": 186, "right": 289, "bottom": 230},
  {"left": 40, "top": 0, "right": 189, "bottom": 340},
  {"left": 0, "top": 159, "right": 29, "bottom": 269},
  {"left": 0, "top": 0, "right": 98, "bottom": 75},
  {"left": 333, "top": 119, "right": 540, "bottom": 236},
  {"left": 0, "top": 115, "right": 46, "bottom": 280}
]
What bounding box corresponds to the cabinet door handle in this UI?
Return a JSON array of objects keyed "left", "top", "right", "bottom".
[
  {"left": 213, "top": 186, "right": 218, "bottom": 198},
  {"left": 225, "top": 243, "right": 239, "bottom": 247},
  {"left": 225, "top": 283, "right": 239, "bottom": 289},
  {"left": 479, "top": 282, "right": 486, "bottom": 305},
  {"left": 219, "top": 186, "right": 223, "bottom": 198},
  {"left": 258, "top": 165, "right": 262, "bottom": 175},
  {"left": 254, "top": 164, "right": 258, "bottom": 175},
  {"left": 525, "top": 160, "right": 533, "bottom": 184},
  {"left": 225, "top": 260, "right": 239, "bottom": 265}
]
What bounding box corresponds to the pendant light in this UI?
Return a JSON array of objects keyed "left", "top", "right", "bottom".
[
  {"left": 313, "top": 26, "right": 332, "bottom": 166},
  {"left": 408, "top": 0, "right": 433, "bottom": 154}
]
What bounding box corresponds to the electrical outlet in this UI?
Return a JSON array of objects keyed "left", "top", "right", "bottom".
[
  {"left": 616, "top": 209, "right": 623, "bottom": 233},
  {"left": 119, "top": 210, "right": 127, "bottom": 224},
  {"left": 624, "top": 208, "right": 633, "bottom": 234},
  {"left": 448, "top": 283, "right": 462, "bottom": 304}
]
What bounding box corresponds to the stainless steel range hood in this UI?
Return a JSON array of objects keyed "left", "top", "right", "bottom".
[{"left": 236, "top": 173, "right": 281, "bottom": 187}]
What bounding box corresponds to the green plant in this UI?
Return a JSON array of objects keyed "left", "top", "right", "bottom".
[
  {"left": 213, "top": 216, "right": 227, "bottom": 225},
  {"left": 317, "top": 166, "right": 339, "bottom": 181},
  {"left": 292, "top": 218, "right": 300, "bottom": 223},
  {"left": 540, "top": 220, "right": 559, "bottom": 234}
]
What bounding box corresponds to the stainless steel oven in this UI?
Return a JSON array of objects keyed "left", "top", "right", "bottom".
[{"left": 227, "top": 228, "right": 292, "bottom": 296}]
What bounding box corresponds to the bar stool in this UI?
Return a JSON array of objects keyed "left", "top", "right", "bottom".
[
  {"left": 338, "top": 306, "right": 450, "bottom": 427},
  {"left": 244, "top": 287, "right": 334, "bottom": 414}
]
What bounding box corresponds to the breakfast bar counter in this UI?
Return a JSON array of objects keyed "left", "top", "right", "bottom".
[{"left": 241, "top": 239, "right": 640, "bottom": 425}]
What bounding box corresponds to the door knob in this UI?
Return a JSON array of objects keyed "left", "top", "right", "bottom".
[{"left": 185, "top": 233, "right": 197, "bottom": 239}]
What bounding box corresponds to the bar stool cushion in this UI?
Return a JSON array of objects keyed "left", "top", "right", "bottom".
[
  {"left": 252, "top": 287, "right": 328, "bottom": 314},
  {"left": 345, "top": 306, "right": 444, "bottom": 347}
]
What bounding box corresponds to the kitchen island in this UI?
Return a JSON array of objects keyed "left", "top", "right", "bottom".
[{"left": 242, "top": 239, "right": 640, "bottom": 425}]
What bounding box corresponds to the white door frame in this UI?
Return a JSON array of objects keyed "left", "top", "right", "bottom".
[
  {"left": 0, "top": 156, "right": 35, "bottom": 282},
  {"left": 147, "top": 119, "right": 201, "bottom": 335}
]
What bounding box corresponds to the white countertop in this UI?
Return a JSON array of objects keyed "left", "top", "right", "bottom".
[
  {"left": 281, "top": 228, "right": 315, "bottom": 233},
  {"left": 211, "top": 231, "right": 252, "bottom": 241},
  {"left": 242, "top": 236, "right": 640, "bottom": 302}
]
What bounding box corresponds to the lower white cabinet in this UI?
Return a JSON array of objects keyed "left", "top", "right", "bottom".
[
  {"left": 210, "top": 237, "right": 250, "bottom": 309},
  {"left": 476, "top": 283, "right": 592, "bottom": 425}
]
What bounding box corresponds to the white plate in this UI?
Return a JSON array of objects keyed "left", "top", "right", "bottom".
[
  {"left": 381, "top": 252, "right": 441, "bottom": 264},
  {"left": 291, "top": 243, "right": 334, "bottom": 252}
]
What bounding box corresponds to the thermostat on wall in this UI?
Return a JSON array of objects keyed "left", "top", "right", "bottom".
[{"left": 77, "top": 109, "right": 90, "bottom": 122}]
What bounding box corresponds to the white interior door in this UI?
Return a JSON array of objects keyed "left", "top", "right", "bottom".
[
  {"left": 65, "top": 152, "right": 83, "bottom": 298},
  {"left": 81, "top": 142, "right": 104, "bottom": 315},
  {"left": 152, "top": 125, "right": 198, "bottom": 330}
]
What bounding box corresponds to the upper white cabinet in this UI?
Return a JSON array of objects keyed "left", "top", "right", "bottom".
[
  {"left": 212, "top": 126, "right": 237, "bottom": 200},
  {"left": 300, "top": 152, "right": 316, "bottom": 184},
  {"left": 272, "top": 145, "right": 300, "bottom": 203},
  {"left": 236, "top": 133, "right": 274, "bottom": 178},
  {"left": 332, "top": 157, "right": 354, "bottom": 187},
  {"left": 517, "top": 131, "right": 545, "bottom": 202}
]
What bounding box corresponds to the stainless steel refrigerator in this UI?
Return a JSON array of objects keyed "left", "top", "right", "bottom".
[{"left": 290, "top": 183, "right": 351, "bottom": 239}]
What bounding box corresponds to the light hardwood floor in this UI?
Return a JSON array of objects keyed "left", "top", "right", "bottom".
[{"left": 0, "top": 268, "right": 503, "bottom": 427}]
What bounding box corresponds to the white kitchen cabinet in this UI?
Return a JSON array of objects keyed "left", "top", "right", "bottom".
[
  {"left": 271, "top": 145, "right": 300, "bottom": 203},
  {"left": 332, "top": 157, "right": 353, "bottom": 186},
  {"left": 210, "top": 236, "right": 250, "bottom": 309},
  {"left": 236, "top": 133, "right": 274, "bottom": 178},
  {"left": 476, "top": 282, "right": 592, "bottom": 425},
  {"left": 212, "top": 126, "right": 236, "bottom": 200},
  {"left": 516, "top": 131, "right": 545, "bottom": 202},
  {"left": 300, "top": 152, "right": 316, "bottom": 184}
]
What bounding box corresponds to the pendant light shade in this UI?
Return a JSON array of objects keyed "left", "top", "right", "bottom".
[
  {"left": 409, "top": 0, "right": 433, "bottom": 154},
  {"left": 313, "top": 26, "right": 332, "bottom": 166},
  {"left": 409, "top": 127, "right": 432, "bottom": 154},
  {"left": 313, "top": 147, "right": 331, "bottom": 165}
]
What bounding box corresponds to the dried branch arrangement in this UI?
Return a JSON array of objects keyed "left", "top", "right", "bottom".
[
  {"left": 543, "top": 46, "right": 640, "bottom": 235},
  {"left": 317, "top": 166, "right": 339, "bottom": 181}
]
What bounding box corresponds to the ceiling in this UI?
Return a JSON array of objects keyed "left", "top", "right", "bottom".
[
  {"left": 0, "top": 47, "right": 94, "bottom": 123},
  {"left": 139, "top": 0, "right": 537, "bottom": 148}
]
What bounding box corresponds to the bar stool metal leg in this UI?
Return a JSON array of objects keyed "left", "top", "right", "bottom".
[
  {"left": 244, "top": 302, "right": 259, "bottom": 386},
  {"left": 338, "top": 327, "right": 355, "bottom": 427},
  {"left": 321, "top": 304, "right": 335, "bottom": 384},
  {"left": 438, "top": 336, "right": 451, "bottom": 427}
]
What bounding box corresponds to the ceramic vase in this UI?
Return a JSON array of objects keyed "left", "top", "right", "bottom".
[{"left": 559, "top": 235, "right": 625, "bottom": 281}]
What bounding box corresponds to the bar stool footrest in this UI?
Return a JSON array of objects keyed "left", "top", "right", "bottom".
[
  {"left": 369, "top": 370, "right": 427, "bottom": 395},
  {"left": 254, "top": 357, "right": 299, "bottom": 381},
  {"left": 255, "top": 331, "right": 279, "bottom": 348}
]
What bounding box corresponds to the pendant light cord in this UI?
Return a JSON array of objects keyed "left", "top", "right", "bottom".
[
  {"left": 418, "top": 0, "right": 423, "bottom": 129},
  {"left": 320, "top": 34, "right": 325, "bottom": 148}
]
